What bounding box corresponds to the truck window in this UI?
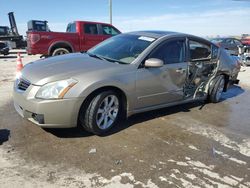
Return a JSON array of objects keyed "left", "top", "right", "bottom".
[
  {"left": 101, "top": 25, "right": 119, "bottom": 36},
  {"left": 84, "top": 24, "right": 98, "bottom": 35},
  {"left": 66, "top": 22, "right": 76, "bottom": 33},
  {"left": 0, "top": 27, "right": 8, "bottom": 35}
]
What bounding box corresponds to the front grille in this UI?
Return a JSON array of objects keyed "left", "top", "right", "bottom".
[{"left": 17, "top": 78, "right": 31, "bottom": 91}]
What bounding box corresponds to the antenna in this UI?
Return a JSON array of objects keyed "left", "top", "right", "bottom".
[{"left": 109, "top": 0, "right": 112, "bottom": 24}]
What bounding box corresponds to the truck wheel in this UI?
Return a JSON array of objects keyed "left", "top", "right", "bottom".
[
  {"left": 52, "top": 48, "right": 70, "bottom": 56},
  {"left": 79, "top": 91, "right": 121, "bottom": 135},
  {"left": 209, "top": 75, "right": 225, "bottom": 103}
]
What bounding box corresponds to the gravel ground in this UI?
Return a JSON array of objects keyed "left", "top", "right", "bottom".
[{"left": 0, "top": 51, "right": 250, "bottom": 187}]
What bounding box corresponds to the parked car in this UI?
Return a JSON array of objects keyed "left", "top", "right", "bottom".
[
  {"left": 26, "top": 21, "right": 121, "bottom": 56},
  {"left": 0, "top": 41, "right": 9, "bottom": 55},
  {"left": 13, "top": 31, "right": 240, "bottom": 135},
  {"left": 238, "top": 46, "right": 250, "bottom": 66},
  {"left": 241, "top": 37, "right": 250, "bottom": 46},
  {"left": 211, "top": 37, "right": 242, "bottom": 55}
]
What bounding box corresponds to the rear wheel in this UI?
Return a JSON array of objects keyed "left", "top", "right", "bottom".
[
  {"left": 52, "top": 48, "right": 70, "bottom": 56},
  {"left": 79, "top": 91, "right": 121, "bottom": 135},
  {"left": 209, "top": 75, "right": 225, "bottom": 103}
]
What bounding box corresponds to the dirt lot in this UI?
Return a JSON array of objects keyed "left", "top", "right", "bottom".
[{"left": 0, "top": 51, "right": 250, "bottom": 187}]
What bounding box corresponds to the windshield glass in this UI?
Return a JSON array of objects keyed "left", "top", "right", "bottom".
[{"left": 88, "top": 34, "right": 155, "bottom": 64}]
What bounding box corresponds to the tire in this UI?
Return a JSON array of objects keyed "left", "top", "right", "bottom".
[
  {"left": 52, "top": 48, "right": 70, "bottom": 56},
  {"left": 79, "top": 91, "right": 121, "bottom": 135},
  {"left": 209, "top": 75, "right": 225, "bottom": 103}
]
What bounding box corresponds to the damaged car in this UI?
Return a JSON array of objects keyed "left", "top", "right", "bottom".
[{"left": 13, "top": 31, "right": 240, "bottom": 135}]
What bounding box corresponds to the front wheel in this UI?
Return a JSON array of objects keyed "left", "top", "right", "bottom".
[
  {"left": 79, "top": 91, "right": 121, "bottom": 135},
  {"left": 209, "top": 75, "right": 225, "bottom": 103}
]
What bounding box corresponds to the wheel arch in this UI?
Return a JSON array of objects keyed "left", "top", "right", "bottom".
[
  {"left": 77, "top": 86, "right": 129, "bottom": 123},
  {"left": 48, "top": 41, "right": 74, "bottom": 56}
]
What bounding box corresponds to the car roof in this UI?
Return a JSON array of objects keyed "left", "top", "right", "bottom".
[
  {"left": 126, "top": 30, "right": 181, "bottom": 38},
  {"left": 125, "top": 30, "right": 210, "bottom": 43}
]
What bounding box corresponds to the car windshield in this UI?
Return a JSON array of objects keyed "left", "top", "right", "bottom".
[{"left": 87, "top": 34, "right": 155, "bottom": 64}]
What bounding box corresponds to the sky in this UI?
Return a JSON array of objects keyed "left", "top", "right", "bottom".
[{"left": 0, "top": 0, "right": 250, "bottom": 37}]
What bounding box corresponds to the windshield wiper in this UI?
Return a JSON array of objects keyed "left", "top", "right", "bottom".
[
  {"left": 87, "top": 52, "right": 106, "bottom": 61},
  {"left": 101, "top": 56, "right": 127, "bottom": 64},
  {"left": 87, "top": 52, "right": 127, "bottom": 64}
]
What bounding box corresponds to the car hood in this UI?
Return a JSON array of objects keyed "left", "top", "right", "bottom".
[{"left": 21, "top": 53, "right": 127, "bottom": 85}]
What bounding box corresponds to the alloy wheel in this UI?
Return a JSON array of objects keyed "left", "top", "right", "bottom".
[{"left": 96, "top": 95, "right": 119, "bottom": 130}]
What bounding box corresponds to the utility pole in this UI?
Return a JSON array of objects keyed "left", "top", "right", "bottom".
[{"left": 109, "top": 0, "right": 112, "bottom": 24}]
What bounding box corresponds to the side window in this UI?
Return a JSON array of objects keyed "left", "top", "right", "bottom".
[
  {"left": 66, "top": 22, "right": 76, "bottom": 33},
  {"left": 149, "top": 40, "right": 185, "bottom": 64},
  {"left": 211, "top": 44, "right": 219, "bottom": 59},
  {"left": 189, "top": 40, "right": 211, "bottom": 61},
  {"left": 84, "top": 24, "right": 98, "bottom": 35},
  {"left": 102, "top": 25, "right": 120, "bottom": 36},
  {"left": 0, "top": 28, "right": 5, "bottom": 35}
]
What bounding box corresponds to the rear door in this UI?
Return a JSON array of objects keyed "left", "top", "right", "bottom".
[
  {"left": 185, "top": 38, "right": 218, "bottom": 98},
  {"left": 81, "top": 23, "right": 103, "bottom": 51},
  {"left": 135, "top": 38, "right": 187, "bottom": 109}
]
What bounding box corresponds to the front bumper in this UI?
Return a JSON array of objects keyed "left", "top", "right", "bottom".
[{"left": 13, "top": 81, "right": 84, "bottom": 128}]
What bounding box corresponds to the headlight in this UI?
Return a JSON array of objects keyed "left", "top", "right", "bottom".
[{"left": 36, "top": 78, "right": 78, "bottom": 99}]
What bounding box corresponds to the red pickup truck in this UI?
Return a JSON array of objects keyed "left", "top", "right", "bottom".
[{"left": 27, "top": 21, "right": 121, "bottom": 56}]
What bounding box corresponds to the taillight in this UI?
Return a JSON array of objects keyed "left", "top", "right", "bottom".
[{"left": 30, "top": 34, "right": 40, "bottom": 44}]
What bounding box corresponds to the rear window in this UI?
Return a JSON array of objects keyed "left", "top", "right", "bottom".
[{"left": 66, "top": 22, "right": 76, "bottom": 33}]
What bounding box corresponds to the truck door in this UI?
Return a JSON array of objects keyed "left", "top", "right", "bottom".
[{"left": 81, "top": 23, "right": 103, "bottom": 51}]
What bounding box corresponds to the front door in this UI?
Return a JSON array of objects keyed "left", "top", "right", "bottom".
[{"left": 135, "top": 38, "right": 187, "bottom": 109}]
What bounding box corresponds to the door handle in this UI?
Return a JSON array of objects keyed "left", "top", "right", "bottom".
[{"left": 176, "top": 68, "right": 186, "bottom": 73}]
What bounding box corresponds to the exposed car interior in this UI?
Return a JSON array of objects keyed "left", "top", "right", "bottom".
[{"left": 185, "top": 40, "right": 218, "bottom": 98}]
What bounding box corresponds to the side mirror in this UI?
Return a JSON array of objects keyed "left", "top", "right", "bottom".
[{"left": 145, "top": 58, "right": 164, "bottom": 68}]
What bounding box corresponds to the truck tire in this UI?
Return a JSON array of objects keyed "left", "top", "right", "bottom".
[
  {"left": 209, "top": 75, "right": 225, "bottom": 103},
  {"left": 78, "top": 90, "right": 121, "bottom": 135},
  {"left": 52, "top": 48, "right": 70, "bottom": 56}
]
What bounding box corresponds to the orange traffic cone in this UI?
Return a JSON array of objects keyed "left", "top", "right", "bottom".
[{"left": 16, "top": 52, "right": 24, "bottom": 78}]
